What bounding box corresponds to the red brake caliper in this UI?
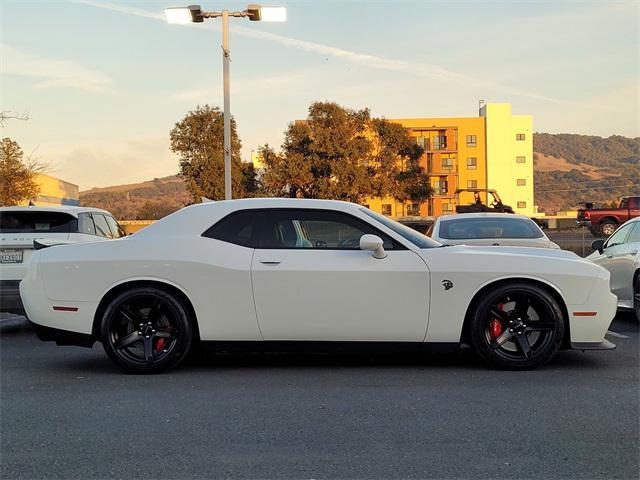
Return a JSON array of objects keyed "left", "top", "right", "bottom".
[
  {"left": 489, "top": 303, "right": 504, "bottom": 339},
  {"left": 155, "top": 338, "right": 167, "bottom": 352}
]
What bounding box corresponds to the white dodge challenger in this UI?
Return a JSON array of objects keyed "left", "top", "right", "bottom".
[{"left": 20, "top": 198, "right": 617, "bottom": 373}]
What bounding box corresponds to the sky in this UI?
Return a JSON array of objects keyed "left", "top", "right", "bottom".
[{"left": 1, "top": 0, "right": 639, "bottom": 190}]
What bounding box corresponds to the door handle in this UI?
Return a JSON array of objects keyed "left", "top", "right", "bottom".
[
  {"left": 606, "top": 254, "right": 614, "bottom": 259},
  {"left": 259, "top": 259, "right": 281, "bottom": 265},
  {"left": 628, "top": 251, "right": 638, "bottom": 256}
]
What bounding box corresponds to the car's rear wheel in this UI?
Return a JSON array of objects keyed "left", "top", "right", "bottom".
[
  {"left": 634, "top": 274, "right": 640, "bottom": 322},
  {"left": 600, "top": 221, "right": 618, "bottom": 237},
  {"left": 100, "top": 287, "right": 193, "bottom": 373},
  {"left": 469, "top": 283, "right": 564, "bottom": 369}
]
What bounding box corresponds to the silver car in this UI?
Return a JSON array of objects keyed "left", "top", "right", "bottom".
[
  {"left": 587, "top": 216, "right": 640, "bottom": 320},
  {"left": 428, "top": 213, "right": 560, "bottom": 249}
]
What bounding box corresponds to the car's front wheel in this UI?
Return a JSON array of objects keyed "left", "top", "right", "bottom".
[
  {"left": 469, "top": 282, "right": 564, "bottom": 369},
  {"left": 100, "top": 286, "right": 194, "bottom": 373}
]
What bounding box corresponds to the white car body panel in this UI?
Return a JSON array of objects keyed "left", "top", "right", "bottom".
[
  {"left": 20, "top": 198, "right": 616, "bottom": 350},
  {"left": 586, "top": 217, "right": 640, "bottom": 310}
]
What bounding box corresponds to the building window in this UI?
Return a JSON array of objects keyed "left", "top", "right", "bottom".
[
  {"left": 517, "top": 179, "right": 526, "bottom": 186},
  {"left": 466, "top": 135, "right": 477, "bottom": 147},
  {"left": 381, "top": 204, "right": 392, "bottom": 216},
  {"left": 442, "top": 157, "right": 454, "bottom": 170},
  {"left": 517, "top": 201, "right": 527, "bottom": 209},
  {"left": 516, "top": 156, "right": 526, "bottom": 163},
  {"left": 433, "top": 179, "right": 448, "bottom": 195},
  {"left": 407, "top": 203, "right": 420, "bottom": 216},
  {"left": 467, "top": 157, "right": 477, "bottom": 169},
  {"left": 516, "top": 133, "right": 526, "bottom": 141},
  {"left": 467, "top": 180, "right": 478, "bottom": 189},
  {"left": 442, "top": 203, "right": 454, "bottom": 214},
  {"left": 416, "top": 136, "right": 427, "bottom": 149},
  {"left": 432, "top": 135, "right": 447, "bottom": 150}
]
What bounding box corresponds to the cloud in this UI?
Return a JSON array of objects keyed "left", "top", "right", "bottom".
[
  {"left": 1, "top": 44, "right": 113, "bottom": 93},
  {"left": 72, "top": 0, "right": 566, "bottom": 104}
]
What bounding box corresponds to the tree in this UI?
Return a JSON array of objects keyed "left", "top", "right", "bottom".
[
  {"left": 0, "top": 138, "right": 42, "bottom": 206},
  {"left": 170, "top": 105, "right": 253, "bottom": 201},
  {"left": 261, "top": 101, "right": 431, "bottom": 204},
  {"left": 135, "top": 200, "right": 179, "bottom": 220}
]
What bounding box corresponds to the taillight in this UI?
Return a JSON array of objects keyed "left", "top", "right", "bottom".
[{"left": 584, "top": 211, "right": 591, "bottom": 220}]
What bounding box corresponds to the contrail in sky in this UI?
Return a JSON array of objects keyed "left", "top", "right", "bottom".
[{"left": 72, "top": 0, "right": 566, "bottom": 104}]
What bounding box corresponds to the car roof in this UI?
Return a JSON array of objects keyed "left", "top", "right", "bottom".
[
  {"left": 0, "top": 205, "right": 112, "bottom": 217},
  {"left": 437, "top": 213, "right": 534, "bottom": 222},
  {"left": 186, "top": 197, "right": 361, "bottom": 212}
]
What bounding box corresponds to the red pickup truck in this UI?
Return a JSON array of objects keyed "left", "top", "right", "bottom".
[{"left": 578, "top": 196, "right": 640, "bottom": 237}]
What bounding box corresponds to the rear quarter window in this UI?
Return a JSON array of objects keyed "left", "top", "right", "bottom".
[
  {"left": 0, "top": 211, "right": 77, "bottom": 233},
  {"left": 202, "top": 210, "right": 261, "bottom": 248}
]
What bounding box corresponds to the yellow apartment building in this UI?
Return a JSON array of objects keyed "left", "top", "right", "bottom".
[
  {"left": 17, "top": 173, "right": 80, "bottom": 207},
  {"left": 366, "top": 102, "right": 534, "bottom": 217}
]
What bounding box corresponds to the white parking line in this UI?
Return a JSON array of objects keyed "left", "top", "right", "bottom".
[{"left": 606, "top": 330, "right": 630, "bottom": 339}]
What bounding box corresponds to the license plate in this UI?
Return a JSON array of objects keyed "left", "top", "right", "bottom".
[{"left": 0, "top": 249, "right": 23, "bottom": 263}]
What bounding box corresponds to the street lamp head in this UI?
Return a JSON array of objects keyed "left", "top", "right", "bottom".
[
  {"left": 164, "top": 5, "right": 204, "bottom": 24},
  {"left": 246, "top": 4, "right": 287, "bottom": 22}
]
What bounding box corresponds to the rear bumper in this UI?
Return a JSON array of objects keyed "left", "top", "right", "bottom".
[
  {"left": 29, "top": 321, "right": 95, "bottom": 348},
  {"left": 0, "top": 280, "right": 24, "bottom": 314}
]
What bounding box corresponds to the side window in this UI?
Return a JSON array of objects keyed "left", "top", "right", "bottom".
[
  {"left": 625, "top": 223, "right": 640, "bottom": 244},
  {"left": 105, "top": 215, "right": 124, "bottom": 238},
  {"left": 605, "top": 223, "right": 633, "bottom": 248},
  {"left": 202, "top": 210, "right": 260, "bottom": 248},
  {"left": 260, "top": 209, "right": 399, "bottom": 250},
  {"left": 93, "top": 214, "right": 112, "bottom": 238},
  {"left": 78, "top": 213, "right": 96, "bottom": 235}
]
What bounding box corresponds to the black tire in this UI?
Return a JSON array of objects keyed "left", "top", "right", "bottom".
[
  {"left": 469, "top": 282, "right": 565, "bottom": 369},
  {"left": 100, "top": 287, "right": 194, "bottom": 374},
  {"left": 600, "top": 221, "right": 618, "bottom": 237},
  {"left": 634, "top": 274, "right": 640, "bottom": 322}
]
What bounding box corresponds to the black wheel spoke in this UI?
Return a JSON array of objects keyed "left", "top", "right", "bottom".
[
  {"left": 489, "top": 305, "right": 509, "bottom": 323},
  {"left": 490, "top": 329, "right": 513, "bottom": 349},
  {"left": 115, "top": 331, "right": 141, "bottom": 349},
  {"left": 147, "top": 299, "right": 163, "bottom": 323},
  {"left": 515, "top": 295, "right": 531, "bottom": 319},
  {"left": 154, "top": 330, "right": 176, "bottom": 340},
  {"left": 142, "top": 336, "right": 154, "bottom": 365},
  {"left": 515, "top": 334, "right": 532, "bottom": 360},
  {"left": 526, "top": 321, "right": 555, "bottom": 332},
  {"left": 120, "top": 305, "right": 142, "bottom": 325}
]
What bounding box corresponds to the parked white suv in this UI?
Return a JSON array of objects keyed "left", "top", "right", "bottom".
[{"left": 0, "top": 206, "right": 124, "bottom": 313}]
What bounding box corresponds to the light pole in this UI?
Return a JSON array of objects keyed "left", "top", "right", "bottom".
[{"left": 164, "top": 4, "right": 286, "bottom": 200}]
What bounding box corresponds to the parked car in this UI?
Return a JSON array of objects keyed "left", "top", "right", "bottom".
[
  {"left": 587, "top": 217, "right": 640, "bottom": 320},
  {"left": 427, "top": 213, "right": 561, "bottom": 249},
  {"left": 21, "top": 198, "right": 616, "bottom": 373},
  {"left": 578, "top": 196, "right": 640, "bottom": 237},
  {"left": 0, "top": 206, "right": 124, "bottom": 313}
]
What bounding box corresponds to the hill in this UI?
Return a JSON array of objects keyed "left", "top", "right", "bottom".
[
  {"left": 79, "top": 175, "right": 190, "bottom": 220},
  {"left": 79, "top": 134, "right": 640, "bottom": 219},
  {"left": 533, "top": 133, "right": 640, "bottom": 213}
]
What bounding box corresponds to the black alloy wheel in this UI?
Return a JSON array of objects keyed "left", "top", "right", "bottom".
[
  {"left": 634, "top": 274, "right": 640, "bottom": 322},
  {"left": 470, "top": 282, "right": 564, "bottom": 369},
  {"left": 101, "top": 287, "right": 193, "bottom": 373}
]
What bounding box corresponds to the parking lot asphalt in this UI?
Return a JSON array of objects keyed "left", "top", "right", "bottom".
[{"left": 1, "top": 313, "right": 638, "bottom": 480}]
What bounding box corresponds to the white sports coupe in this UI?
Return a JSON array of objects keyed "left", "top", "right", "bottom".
[{"left": 20, "top": 199, "right": 617, "bottom": 373}]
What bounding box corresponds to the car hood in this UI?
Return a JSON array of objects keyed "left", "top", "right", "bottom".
[{"left": 437, "top": 244, "right": 579, "bottom": 260}]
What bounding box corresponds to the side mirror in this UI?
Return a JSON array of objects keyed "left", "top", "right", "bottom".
[
  {"left": 591, "top": 239, "right": 605, "bottom": 254},
  {"left": 360, "top": 234, "right": 387, "bottom": 259}
]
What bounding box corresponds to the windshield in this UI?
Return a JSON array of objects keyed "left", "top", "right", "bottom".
[
  {"left": 360, "top": 208, "right": 441, "bottom": 248},
  {"left": 438, "top": 217, "right": 544, "bottom": 240}
]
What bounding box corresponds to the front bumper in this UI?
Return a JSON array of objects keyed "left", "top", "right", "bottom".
[{"left": 571, "top": 339, "right": 616, "bottom": 350}]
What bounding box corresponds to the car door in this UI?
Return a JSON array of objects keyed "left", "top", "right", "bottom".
[
  {"left": 250, "top": 208, "right": 430, "bottom": 342},
  {"left": 591, "top": 222, "right": 635, "bottom": 302}
]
